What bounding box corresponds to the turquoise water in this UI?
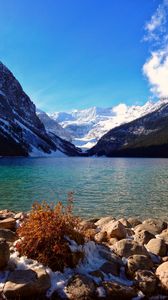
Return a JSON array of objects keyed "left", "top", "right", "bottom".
[{"left": 0, "top": 157, "right": 168, "bottom": 220}]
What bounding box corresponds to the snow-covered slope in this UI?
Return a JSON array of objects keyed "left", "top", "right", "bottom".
[
  {"left": 88, "top": 101, "right": 168, "bottom": 158},
  {"left": 0, "top": 62, "right": 81, "bottom": 157},
  {"left": 36, "top": 109, "right": 72, "bottom": 142},
  {"left": 50, "top": 100, "right": 168, "bottom": 149}
]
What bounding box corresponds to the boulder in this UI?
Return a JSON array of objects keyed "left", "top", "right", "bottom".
[
  {"left": 143, "top": 219, "right": 167, "bottom": 233},
  {"left": 0, "top": 238, "right": 10, "bottom": 269},
  {"left": 79, "top": 220, "right": 97, "bottom": 231},
  {"left": 100, "top": 261, "right": 120, "bottom": 276},
  {"left": 156, "top": 261, "right": 168, "bottom": 293},
  {"left": 14, "top": 212, "right": 26, "bottom": 220},
  {"left": 135, "top": 270, "right": 157, "bottom": 296},
  {"left": 0, "top": 218, "right": 16, "bottom": 231},
  {"left": 112, "top": 239, "right": 149, "bottom": 258},
  {"left": 95, "top": 216, "right": 115, "bottom": 228},
  {"left": 94, "top": 231, "right": 107, "bottom": 243},
  {"left": 134, "top": 223, "right": 161, "bottom": 235},
  {"left": 134, "top": 229, "right": 155, "bottom": 245},
  {"left": 102, "top": 220, "right": 127, "bottom": 240},
  {"left": 162, "top": 256, "right": 168, "bottom": 262},
  {"left": 3, "top": 268, "right": 51, "bottom": 299},
  {"left": 66, "top": 274, "right": 96, "bottom": 300},
  {"left": 98, "top": 246, "right": 123, "bottom": 266},
  {"left": 108, "top": 237, "right": 118, "bottom": 246},
  {"left": 89, "top": 270, "right": 104, "bottom": 280},
  {"left": 159, "top": 229, "right": 168, "bottom": 244},
  {"left": 0, "top": 210, "right": 15, "bottom": 220},
  {"left": 127, "top": 217, "right": 142, "bottom": 228},
  {"left": 102, "top": 281, "right": 137, "bottom": 299},
  {"left": 0, "top": 229, "right": 17, "bottom": 243},
  {"left": 126, "top": 255, "right": 153, "bottom": 277},
  {"left": 146, "top": 238, "right": 167, "bottom": 257},
  {"left": 118, "top": 218, "right": 131, "bottom": 228}
]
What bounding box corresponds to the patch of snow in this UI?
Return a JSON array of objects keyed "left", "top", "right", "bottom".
[
  {"left": 96, "top": 286, "right": 106, "bottom": 298},
  {"left": 29, "top": 146, "right": 66, "bottom": 158},
  {"left": 0, "top": 90, "right": 5, "bottom": 97}
]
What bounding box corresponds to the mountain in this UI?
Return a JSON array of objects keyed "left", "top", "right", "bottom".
[
  {"left": 50, "top": 100, "right": 168, "bottom": 149},
  {"left": 36, "top": 109, "right": 72, "bottom": 142},
  {"left": 88, "top": 101, "right": 168, "bottom": 158},
  {"left": 0, "top": 62, "right": 80, "bottom": 157}
]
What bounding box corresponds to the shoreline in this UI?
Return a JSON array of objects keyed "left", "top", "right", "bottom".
[{"left": 0, "top": 209, "right": 168, "bottom": 299}]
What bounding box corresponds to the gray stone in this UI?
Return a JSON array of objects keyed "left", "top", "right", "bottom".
[
  {"left": 66, "top": 274, "right": 96, "bottom": 300},
  {"left": 3, "top": 268, "right": 51, "bottom": 299},
  {"left": 146, "top": 238, "right": 167, "bottom": 257},
  {"left": 112, "top": 239, "right": 149, "bottom": 258}
]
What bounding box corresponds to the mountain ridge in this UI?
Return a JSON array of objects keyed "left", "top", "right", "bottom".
[
  {"left": 0, "top": 61, "right": 81, "bottom": 157},
  {"left": 88, "top": 101, "right": 168, "bottom": 158},
  {"left": 49, "top": 99, "right": 168, "bottom": 149}
]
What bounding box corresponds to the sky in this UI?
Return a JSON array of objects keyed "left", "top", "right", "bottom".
[{"left": 0, "top": 0, "right": 167, "bottom": 112}]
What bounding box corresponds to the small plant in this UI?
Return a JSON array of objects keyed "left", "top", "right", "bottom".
[{"left": 16, "top": 196, "right": 84, "bottom": 271}]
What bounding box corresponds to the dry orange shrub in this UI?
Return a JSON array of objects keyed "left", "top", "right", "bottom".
[{"left": 16, "top": 198, "right": 84, "bottom": 271}]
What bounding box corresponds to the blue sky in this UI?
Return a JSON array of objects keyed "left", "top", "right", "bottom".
[{"left": 0, "top": 0, "right": 165, "bottom": 112}]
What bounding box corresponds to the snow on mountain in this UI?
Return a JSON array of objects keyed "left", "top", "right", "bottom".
[
  {"left": 36, "top": 109, "right": 72, "bottom": 142},
  {"left": 50, "top": 99, "right": 168, "bottom": 149},
  {"left": 88, "top": 100, "right": 168, "bottom": 158},
  {"left": 0, "top": 61, "right": 81, "bottom": 157}
]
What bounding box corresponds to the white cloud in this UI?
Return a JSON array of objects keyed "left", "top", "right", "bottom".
[
  {"left": 144, "top": 2, "right": 167, "bottom": 42},
  {"left": 143, "top": 0, "right": 168, "bottom": 98},
  {"left": 143, "top": 49, "right": 168, "bottom": 97}
]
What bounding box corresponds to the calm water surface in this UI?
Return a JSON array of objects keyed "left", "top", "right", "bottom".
[{"left": 0, "top": 157, "right": 168, "bottom": 220}]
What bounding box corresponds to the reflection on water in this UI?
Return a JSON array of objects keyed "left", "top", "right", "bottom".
[{"left": 0, "top": 157, "right": 168, "bottom": 220}]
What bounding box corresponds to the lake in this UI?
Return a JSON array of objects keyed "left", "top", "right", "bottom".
[{"left": 0, "top": 157, "right": 168, "bottom": 220}]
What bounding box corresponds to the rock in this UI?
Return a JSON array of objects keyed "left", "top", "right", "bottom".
[
  {"left": 0, "top": 218, "right": 16, "bottom": 231},
  {"left": 3, "top": 268, "right": 51, "bottom": 299},
  {"left": 112, "top": 239, "right": 149, "bottom": 258},
  {"left": 79, "top": 220, "right": 97, "bottom": 231},
  {"left": 95, "top": 216, "right": 115, "bottom": 228},
  {"left": 0, "top": 229, "right": 17, "bottom": 243},
  {"left": 14, "top": 212, "right": 26, "bottom": 220},
  {"left": 143, "top": 218, "right": 167, "bottom": 233},
  {"left": 134, "top": 223, "right": 161, "bottom": 235},
  {"left": 108, "top": 237, "right": 118, "bottom": 246},
  {"left": 102, "top": 281, "right": 137, "bottom": 299},
  {"left": 127, "top": 217, "right": 142, "bottom": 227},
  {"left": 86, "top": 218, "right": 99, "bottom": 223},
  {"left": 134, "top": 229, "right": 155, "bottom": 245},
  {"left": 102, "top": 220, "right": 127, "bottom": 240},
  {"left": 126, "top": 255, "right": 153, "bottom": 277},
  {"left": 135, "top": 270, "right": 157, "bottom": 296},
  {"left": 118, "top": 218, "right": 131, "bottom": 228},
  {"left": 89, "top": 270, "right": 104, "bottom": 280},
  {"left": 66, "top": 274, "right": 96, "bottom": 300},
  {"left": 0, "top": 239, "right": 10, "bottom": 270},
  {"left": 159, "top": 229, "right": 168, "bottom": 244},
  {"left": 146, "top": 238, "right": 167, "bottom": 257},
  {"left": 94, "top": 231, "right": 107, "bottom": 243},
  {"left": 98, "top": 246, "right": 123, "bottom": 266},
  {"left": 100, "top": 261, "right": 120, "bottom": 276},
  {"left": 0, "top": 210, "right": 15, "bottom": 220},
  {"left": 156, "top": 262, "right": 168, "bottom": 293},
  {"left": 162, "top": 256, "right": 168, "bottom": 262}
]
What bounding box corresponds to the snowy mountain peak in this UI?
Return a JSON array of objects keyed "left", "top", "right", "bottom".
[{"left": 49, "top": 99, "right": 168, "bottom": 149}]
